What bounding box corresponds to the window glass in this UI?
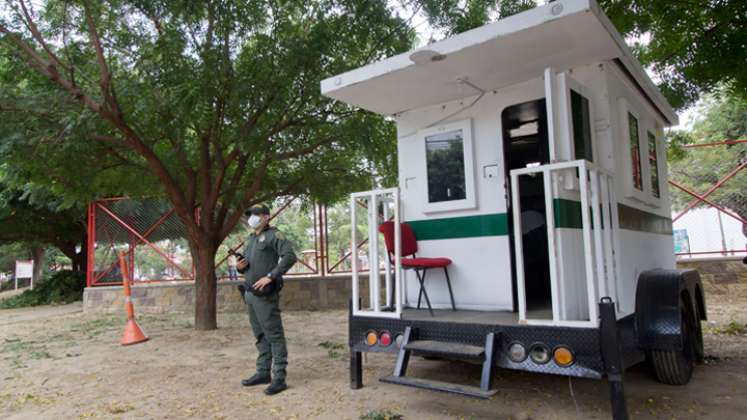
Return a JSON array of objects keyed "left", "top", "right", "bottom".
[
  {"left": 648, "top": 131, "right": 660, "bottom": 198},
  {"left": 628, "top": 113, "right": 643, "bottom": 190},
  {"left": 426, "top": 129, "right": 466, "bottom": 203},
  {"left": 571, "top": 90, "right": 593, "bottom": 161}
]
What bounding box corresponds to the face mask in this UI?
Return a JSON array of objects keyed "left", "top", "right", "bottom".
[{"left": 247, "top": 215, "right": 262, "bottom": 229}]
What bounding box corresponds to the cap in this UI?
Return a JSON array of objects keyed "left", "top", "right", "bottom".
[{"left": 244, "top": 204, "right": 271, "bottom": 216}]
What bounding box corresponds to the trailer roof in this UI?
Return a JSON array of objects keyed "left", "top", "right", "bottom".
[{"left": 321, "top": 0, "right": 678, "bottom": 125}]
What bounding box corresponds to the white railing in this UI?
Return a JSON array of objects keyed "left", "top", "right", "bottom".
[
  {"left": 510, "top": 160, "right": 620, "bottom": 327},
  {"left": 350, "top": 187, "right": 402, "bottom": 318}
]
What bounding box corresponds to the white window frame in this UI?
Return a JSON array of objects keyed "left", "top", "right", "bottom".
[
  {"left": 418, "top": 119, "right": 476, "bottom": 213},
  {"left": 617, "top": 98, "right": 648, "bottom": 202}
]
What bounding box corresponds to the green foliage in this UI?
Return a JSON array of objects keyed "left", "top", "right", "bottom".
[
  {"left": 318, "top": 340, "right": 344, "bottom": 358},
  {"left": 0, "top": 270, "right": 85, "bottom": 309},
  {"left": 416, "top": 0, "right": 747, "bottom": 109},
  {"left": 1, "top": 1, "right": 417, "bottom": 327},
  {"left": 0, "top": 0, "right": 412, "bottom": 222},
  {"left": 667, "top": 88, "right": 747, "bottom": 223},
  {"left": 0, "top": 243, "right": 29, "bottom": 273},
  {"left": 360, "top": 410, "right": 404, "bottom": 420},
  {"left": 721, "top": 321, "right": 747, "bottom": 336},
  {"left": 598, "top": 0, "right": 747, "bottom": 109}
]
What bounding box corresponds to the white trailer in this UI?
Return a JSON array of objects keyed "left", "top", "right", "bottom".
[{"left": 321, "top": 1, "right": 706, "bottom": 418}]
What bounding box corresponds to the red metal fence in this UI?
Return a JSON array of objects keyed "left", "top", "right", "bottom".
[
  {"left": 87, "top": 198, "right": 194, "bottom": 286},
  {"left": 670, "top": 138, "right": 747, "bottom": 259},
  {"left": 87, "top": 197, "right": 379, "bottom": 286}
]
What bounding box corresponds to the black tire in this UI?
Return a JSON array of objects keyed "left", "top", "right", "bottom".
[
  {"left": 649, "top": 303, "right": 696, "bottom": 385},
  {"left": 693, "top": 301, "right": 705, "bottom": 364}
]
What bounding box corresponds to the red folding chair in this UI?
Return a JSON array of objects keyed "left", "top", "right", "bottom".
[{"left": 378, "top": 221, "right": 456, "bottom": 316}]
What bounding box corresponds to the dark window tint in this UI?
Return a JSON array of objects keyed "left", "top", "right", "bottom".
[
  {"left": 628, "top": 113, "right": 643, "bottom": 190},
  {"left": 648, "top": 131, "right": 660, "bottom": 198},
  {"left": 426, "top": 129, "right": 466, "bottom": 203},
  {"left": 571, "top": 90, "right": 593, "bottom": 161},
  {"left": 501, "top": 98, "right": 549, "bottom": 170}
]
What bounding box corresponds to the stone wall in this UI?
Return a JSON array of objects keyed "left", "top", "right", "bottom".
[
  {"left": 676, "top": 256, "right": 747, "bottom": 285},
  {"left": 83, "top": 275, "right": 371, "bottom": 314},
  {"left": 84, "top": 257, "right": 746, "bottom": 314}
]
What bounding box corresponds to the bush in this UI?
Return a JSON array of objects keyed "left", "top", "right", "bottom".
[
  {"left": 360, "top": 410, "right": 403, "bottom": 420},
  {"left": 0, "top": 271, "right": 85, "bottom": 309},
  {"left": 0, "top": 280, "right": 15, "bottom": 292}
]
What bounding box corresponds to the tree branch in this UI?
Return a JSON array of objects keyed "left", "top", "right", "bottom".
[
  {"left": 273, "top": 135, "right": 336, "bottom": 160},
  {"left": 82, "top": 0, "right": 119, "bottom": 117}
]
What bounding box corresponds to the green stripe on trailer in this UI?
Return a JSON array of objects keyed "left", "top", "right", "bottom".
[
  {"left": 407, "top": 213, "right": 508, "bottom": 240},
  {"left": 553, "top": 199, "right": 672, "bottom": 234},
  {"left": 617, "top": 203, "right": 673, "bottom": 235},
  {"left": 406, "top": 202, "right": 672, "bottom": 241},
  {"left": 554, "top": 199, "right": 584, "bottom": 229}
]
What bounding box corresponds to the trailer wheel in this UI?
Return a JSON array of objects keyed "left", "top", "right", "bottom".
[
  {"left": 649, "top": 302, "right": 696, "bottom": 385},
  {"left": 693, "top": 302, "right": 704, "bottom": 364}
]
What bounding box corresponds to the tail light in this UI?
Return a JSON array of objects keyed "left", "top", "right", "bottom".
[
  {"left": 379, "top": 331, "right": 392, "bottom": 347},
  {"left": 366, "top": 331, "right": 378, "bottom": 346},
  {"left": 529, "top": 343, "right": 551, "bottom": 364},
  {"left": 553, "top": 346, "right": 574, "bottom": 367}
]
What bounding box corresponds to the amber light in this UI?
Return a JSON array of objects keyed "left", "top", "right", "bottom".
[
  {"left": 366, "top": 331, "right": 378, "bottom": 346},
  {"left": 553, "top": 346, "right": 574, "bottom": 367}
]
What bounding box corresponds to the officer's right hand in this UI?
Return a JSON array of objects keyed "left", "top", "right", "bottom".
[{"left": 236, "top": 259, "right": 248, "bottom": 270}]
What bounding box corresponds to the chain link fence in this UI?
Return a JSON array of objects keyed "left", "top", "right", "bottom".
[
  {"left": 669, "top": 139, "right": 747, "bottom": 259},
  {"left": 87, "top": 198, "right": 194, "bottom": 286},
  {"left": 87, "top": 196, "right": 374, "bottom": 287}
]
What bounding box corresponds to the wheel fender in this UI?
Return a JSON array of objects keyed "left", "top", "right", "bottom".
[{"left": 635, "top": 269, "right": 705, "bottom": 351}]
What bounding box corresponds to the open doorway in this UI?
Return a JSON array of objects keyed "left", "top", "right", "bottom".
[{"left": 502, "top": 99, "right": 551, "bottom": 316}]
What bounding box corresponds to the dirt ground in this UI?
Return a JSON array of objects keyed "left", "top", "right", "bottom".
[{"left": 1, "top": 282, "right": 746, "bottom": 420}]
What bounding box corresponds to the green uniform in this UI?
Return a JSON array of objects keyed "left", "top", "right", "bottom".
[{"left": 243, "top": 226, "right": 297, "bottom": 381}]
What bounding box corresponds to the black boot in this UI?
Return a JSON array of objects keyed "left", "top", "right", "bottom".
[
  {"left": 241, "top": 373, "right": 271, "bottom": 387},
  {"left": 264, "top": 380, "right": 288, "bottom": 395}
]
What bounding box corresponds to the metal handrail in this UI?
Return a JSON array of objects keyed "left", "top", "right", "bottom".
[
  {"left": 510, "top": 159, "right": 619, "bottom": 327},
  {"left": 351, "top": 188, "right": 402, "bottom": 319}
]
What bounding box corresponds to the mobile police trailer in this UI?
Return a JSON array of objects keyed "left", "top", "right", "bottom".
[{"left": 320, "top": 1, "right": 705, "bottom": 418}]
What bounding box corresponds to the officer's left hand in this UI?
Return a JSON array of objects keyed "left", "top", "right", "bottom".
[{"left": 253, "top": 276, "right": 273, "bottom": 291}]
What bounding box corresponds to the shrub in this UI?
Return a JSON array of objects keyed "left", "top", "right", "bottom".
[
  {"left": 0, "top": 271, "right": 85, "bottom": 309},
  {"left": 360, "top": 410, "right": 403, "bottom": 420}
]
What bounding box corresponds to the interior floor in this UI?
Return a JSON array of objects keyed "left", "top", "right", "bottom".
[{"left": 401, "top": 305, "right": 552, "bottom": 325}]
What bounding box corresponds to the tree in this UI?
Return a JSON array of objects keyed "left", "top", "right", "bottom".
[
  {"left": 414, "top": 0, "right": 747, "bottom": 109},
  {"left": 0, "top": 174, "right": 87, "bottom": 273},
  {"left": 668, "top": 87, "right": 747, "bottom": 236},
  {"left": 0, "top": 0, "right": 412, "bottom": 330}
]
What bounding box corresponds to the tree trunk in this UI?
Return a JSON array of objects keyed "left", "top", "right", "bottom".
[
  {"left": 193, "top": 242, "right": 218, "bottom": 330},
  {"left": 31, "top": 245, "right": 44, "bottom": 286}
]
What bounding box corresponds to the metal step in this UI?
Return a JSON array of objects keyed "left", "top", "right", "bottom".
[
  {"left": 380, "top": 375, "right": 497, "bottom": 399},
  {"left": 405, "top": 340, "right": 485, "bottom": 358}
]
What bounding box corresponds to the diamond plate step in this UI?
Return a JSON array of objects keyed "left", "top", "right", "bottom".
[
  {"left": 405, "top": 340, "right": 485, "bottom": 358},
  {"left": 380, "top": 376, "right": 497, "bottom": 399}
]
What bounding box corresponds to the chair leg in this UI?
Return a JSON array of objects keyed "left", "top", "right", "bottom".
[
  {"left": 443, "top": 267, "right": 456, "bottom": 311},
  {"left": 416, "top": 270, "right": 423, "bottom": 309},
  {"left": 417, "top": 268, "right": 434, "bottom": 316}
]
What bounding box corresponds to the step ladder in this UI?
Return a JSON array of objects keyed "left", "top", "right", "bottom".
[{"left": 380, "top": 326, "right": 498, "bottom": 399}]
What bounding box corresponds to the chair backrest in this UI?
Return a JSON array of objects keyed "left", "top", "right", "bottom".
[{"left": 378, "top": 221, "right": 418, "bottom": 257}]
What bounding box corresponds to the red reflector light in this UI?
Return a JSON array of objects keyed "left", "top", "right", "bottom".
[{"left": 379, "top": 331, "right": 392, "bottom": 347}]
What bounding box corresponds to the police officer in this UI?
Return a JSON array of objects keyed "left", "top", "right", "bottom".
[{"left": 237, "top": 204, "right": 297, "bottom": 395}]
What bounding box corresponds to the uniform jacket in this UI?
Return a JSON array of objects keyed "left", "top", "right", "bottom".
[{"left": 242, "top": 226, "right": 297, "bottom": 287}]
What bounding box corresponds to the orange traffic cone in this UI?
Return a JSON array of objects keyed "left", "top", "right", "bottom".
[{"left": 118, "top": 252, "right": 149, "bottom": 346}]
